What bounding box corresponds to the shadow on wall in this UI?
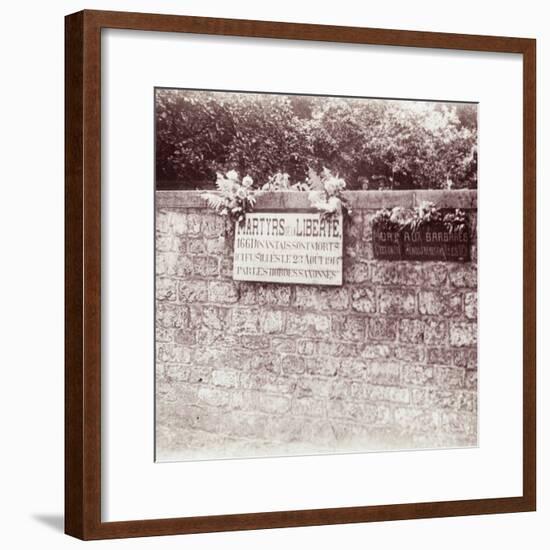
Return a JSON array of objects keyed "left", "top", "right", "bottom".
[{"left": 31, "top": 514, "right": 64, "bottom": 533}]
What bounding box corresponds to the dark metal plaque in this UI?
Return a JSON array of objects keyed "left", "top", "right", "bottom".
[{"left": 373, "top": 222, "right": 470, "bottom": 262}]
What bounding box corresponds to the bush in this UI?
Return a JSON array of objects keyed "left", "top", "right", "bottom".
[{"left": 155, "top": 89, "right": 477, "bottom": 191}]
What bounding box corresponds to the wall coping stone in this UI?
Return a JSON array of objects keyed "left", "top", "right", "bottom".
[{"left": 156, "top": 189, "right": 477, "bottom": 210}]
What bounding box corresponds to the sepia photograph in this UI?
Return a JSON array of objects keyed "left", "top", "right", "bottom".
[{"left": 154, "top": 88, "right": 478, "bottom": 462}]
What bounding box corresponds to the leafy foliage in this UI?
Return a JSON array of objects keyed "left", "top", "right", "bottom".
[
  {"left": 372, "top": 202, "right": 468, "bottom": 233},
  {"left": 200, "top": 171, "right": 257, "bottom": 225},
  {"left": 306, "top": 168, "right": 351, "bottom": 218},
  {"left": 156, "top": 89, "right": 477, "bottom": 190},
  {"left": 261, "top": 171, "right": 310, "bottom": 192}
]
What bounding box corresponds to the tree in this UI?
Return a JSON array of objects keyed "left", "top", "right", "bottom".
[
  {"left": 155, "top": 89, "right": 477, "bottom": 190},
  {"left": 221, "top": 93, "right": 313, "bottom": 185},
  {"left": 155, "top": 89, "right": 234, "bottom": 187}
]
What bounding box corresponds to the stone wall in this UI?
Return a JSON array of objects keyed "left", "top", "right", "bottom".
[{"left": 155, "top": 190, "right": 477, "bottom": 461}]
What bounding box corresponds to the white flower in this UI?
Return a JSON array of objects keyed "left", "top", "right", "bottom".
[
  {"left": 236, "top": 187, "right": 247, "bottom": 199},
  {"left": 324, "top": 180, "right": 336, "bottom": 195},
  {"left": 242, "top": 175, "right": 254, "bottom": 188},
  {"left": 279, "top": 173, "right": 290, "bottom": 186},
  {"left": 327, "top": 196, "right": 341, "bottom": 213},
  {"left": 390, "top": 207, "right": 410, "bottom": 225},
  {"left": 217, "top": 180, "right": 233, "bottom": 196},
  {"left": 226, "top": 170, "right": 239, "bottom": 181},
  {"left": 308, "top": 190, "right": 324, "bottom": 207}
]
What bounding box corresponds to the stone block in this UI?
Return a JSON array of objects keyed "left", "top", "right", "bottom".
[
  {"left": 365, "top": 385, "right": 410, "bottom": 404},
  {"left": 204, "top": 236, "right": 227, "bottom": 255},
  {"left": 317, "top": 341, "right": 360, "bottom": 357},
  {"left": 156, "top": 303, "right": 188, "bottom": 329},
  {"left": 371, "top": 263, "right": 424, "bottom": 286},
  {"left": 394, "top": 407, "right": 438, "bottom": 433},
  {"left": 296, "top": 339, "right": 316, "bottom": 356},
  {"left": 240, "top": 335, "right": 271, "bottom": 350},
  {"left": 418, "top": 290, "right": 462, "bottom": 316},
  {"left": 426, "top": 347, "right": 453, "bottom": 365},
  {"left": 192, "top": 255, "right": 219, "bottom": 277},
  {"left": 286, "top": 311, "right": 331, "bottom": 336},
  {"left": 156, "top": 232, "right": 179, "bottom": 253},
  {"left": 456, "top": 391, "right": 477, "bottom": 413},
  {"left": 435, "top": 366, "right": 465, "bottom": 389},
  {"left": 156, "top": 343, "right": 191, "bottom": 364},
  {"left": 178, "top": 280, "right": 208, "bottom": 303},
  {"left": 412, "top": 388, "right": 464, "bottom": 410},
  {"left": 211, "top": 369, "right": 239, "bottom": 388},
  {"left": 156, "top": 327, "right": 174, "bottom": 343},
  {"left": 295, "top": 377, "right": 332, "bottom": 398},
  {"left": 366, "top": 361, "right": 401, "bottom": 385},
  {"left": 186, "top": 212, "right": 202, "bottom": 235},
  {"left": 422, "top": 264, "right": 448, "bottom": 286},
  {"left": 453, "top": 348, "right": 477, "bottom": 368},
  {"left": 198, "top": 306, "right": 230, "bottom": 330},
  {"left": 464, "top": 369, "right": 478, "bottom": 391},
  {"left": 394, "top": 346, "right": 425, "bottom": 362},
  {"left": 332, "top": 315, "right": 366, "bottom": 342},
  {"left": 401, "top": 364, "right": 434, "bottom": 386},
  {"left": 294, "top": 286, "right": 349, "bottom": 310},
  {"left": 440, "top": 411, "right": 477, "bottom": 435},
  {"left": 343, "top": 262, "right": 370, "bottom": 284},
  {"left": 360, "top": 344, "right": 392, "bottom": 359},
  {"left": 368, "top": 317, "right": 397, "bottom": 341},
  {"left": 198, "top": 387, "right": 231, "bottom": 407},
  {"left": 378, "top": 289, "right": 416, "bottom": 315},
  {"left": 329, "top": 379, "right": 364, "bottom": 400},
  {"left": 281, "top": 355, "right": 306, "bottom": 375},
  {"left": 272, "top": 338, "right": 296, "bottom": 354},
  {"left": 219, "top": 257, "right": 233, "bottom": 278},
  {"left": 248, "top": 354, "right": 280, "bottom": 374},
  {"left": 195, "top": 328, "right": 239, "bottom": 348},
  {"left": 327, "top": 400, "right": 391, "bottom": 424},
  {"left": 237, "top": 283, "right": 257, "bottom": 305},
  {"left": 231, "top": 308, "right": 261, "bottom": 334},
  {"left": 261, "top": 310, "right": 285, "bottom": 334},
  {"left": 174, "top": 255, "right": 194, "bottom": 278},
  {"left": 162, "top": 364, "right": 191, "bottom": 383},
  {"left": 173, "top": 329, "right": 196, "bottom": 345},
  {"left": 208, "top": 280, "right": 239, "bottom": 303},
  {"left": 450, "top": 322, "right": 477, "bottom": 347},
  {"left": 449, "top": 266, "right": 477, "bottom": 288},
  {"left": 306, "top": 356, "right": 339, "bottom": 377},
  {"left": 240, "top": 371, "right": 296, "bottom": 394},
  {"left": 339, "top": 358, "right": 367, "bottom": 379},
  {"left": 399, "top": 319, "right": 424, "bottom": 343},
  {"left": 187, "top": 239, "right": 206, "bottom": 255},
  {"left": 351, "top": 287, "right": 376, "bottom": 313},
  {"left": 464, "top": 292, "right": 477, "bottom": 320},
  {"left": 424, "top": 320, "right": 448, "bottom": 345},
  {"left": 291, "top": 397, "right": 325, "bottom": 417},
  {"left": 201, "top": 213, "right": 225, "bottom": 237},
  {"left": 257, "top": 284, "right": 293, "bottom": 306},
  {"left": 257, "top": 394, "right": 291, "bottom": 415},
  {"left": 155, "top": 252, "right": 178, "bottom": 277}
]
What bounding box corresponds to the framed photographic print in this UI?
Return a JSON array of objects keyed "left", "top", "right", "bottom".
[{"left": 65, "top": 10, "right": 536, "bottom": 539}]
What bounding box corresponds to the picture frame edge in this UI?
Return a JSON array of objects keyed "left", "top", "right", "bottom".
[{"left": 64, "top": 9, "right": 537, "bottom": 540}]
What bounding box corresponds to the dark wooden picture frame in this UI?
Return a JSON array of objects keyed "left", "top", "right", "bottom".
[{"left": 65, "top": 9, "right": 536, "bottom": 540}]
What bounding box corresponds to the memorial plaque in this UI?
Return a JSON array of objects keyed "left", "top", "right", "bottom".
[
  {"left": 373, "top": 222, "right": 470, "bottom": 262},
  {"left": 233, "top": 211, "right": 343, "bottom": 285},
  {"left": 372, "top": 227, "right": 402, "bottom": 260}
]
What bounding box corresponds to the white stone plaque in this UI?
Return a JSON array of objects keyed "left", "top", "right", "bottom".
[{"left": 233, "top": 211, "right": 343, "bottom": 286}]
